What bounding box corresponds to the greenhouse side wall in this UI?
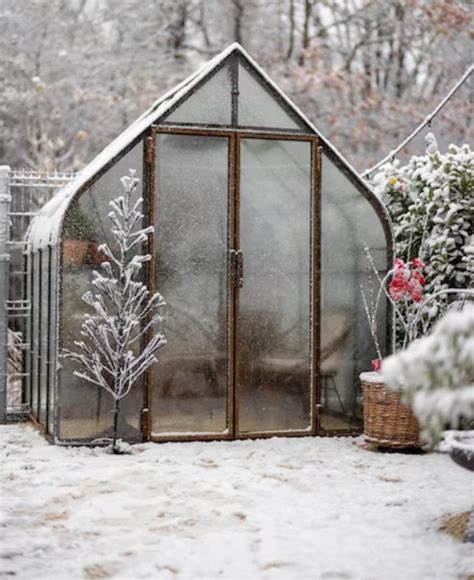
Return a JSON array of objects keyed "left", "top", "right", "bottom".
[
  {"left": 57, "top": 140, "right": 145, "bottom": 442},
  {"left": 319, "top": 152, "right": 389, "bottom": 430},
  {"left": 48, "top": 246, "right": 58, "bottom": 436},
  {"left": 25, "top": 245, "right": 54, "bottom": 435}
]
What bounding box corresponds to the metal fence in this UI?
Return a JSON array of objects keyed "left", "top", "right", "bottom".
[{"left": 0, "top": 167, "right": 77, "bottom": 421}]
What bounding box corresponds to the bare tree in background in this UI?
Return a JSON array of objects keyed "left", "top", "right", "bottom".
[{"left": 0, "top": 0, "right": 471, "bottom": 172}]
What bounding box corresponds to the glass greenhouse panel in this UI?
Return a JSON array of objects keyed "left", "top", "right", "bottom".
[
  {"left": 165, "top": 64, "right": 232, "bottom": 125},
  {"left": 238, "top": 64, "right": 306, "bottom": 131},
  {"left": 238, "top": 139, "right": 312, "bottom": 433},
  {"left": 319, "top": 153, "right": 387, "bottom": 431},
  {"left": 152, "top": 133, "right": 229, "bottom": 436},
  {"left": 24, "top": 253, "right": 32, "bottom": 407},
  {"left": 58, "top": 141, "right": 144, "bottom": 441},
  {"left": 39, "top": 249, "right": 49, "bottom": 426},
  {"left": 47, "top": 247, "right": 57, "bottom": 435},
  {"left": 31, "top": 252, "right": 40, "bottom": 419}
]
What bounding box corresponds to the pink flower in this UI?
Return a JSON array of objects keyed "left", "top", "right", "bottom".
[
  {"left": 412, "top": 257, "right": 426, "bottom": 270},
  {"left": 389, "top": 271, "right": 407, "bottom": 301},
  {"left": 393, "top": 258, "right": 405, "bottom": 270},
  {"left": 371, "top": 359, "right": 382, "bottom": 372},
  {"left": 389, "top": 257, "right": 426, "bottom": 302},
  {"left": 388, "top": 262, "right": 426, "bottom": 302},
  {"left": 412, "top": 270, "right": 426, "bottom": 286},
  {"left": 406, "top": 278, "right": 423, "bottom": 302}
]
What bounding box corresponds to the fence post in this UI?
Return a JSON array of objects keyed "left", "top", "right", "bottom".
[{"left": 0, "top": 166, "right": 11, "bottom": 422}]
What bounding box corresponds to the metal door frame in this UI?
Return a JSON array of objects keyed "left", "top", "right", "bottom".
[{"left": 146, "top": 126, "right": 320, "bottom": 442}]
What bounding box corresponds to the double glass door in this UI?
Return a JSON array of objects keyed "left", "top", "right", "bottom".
[{"left": 149, "top": 129, "right": 317, "bottom": 439}]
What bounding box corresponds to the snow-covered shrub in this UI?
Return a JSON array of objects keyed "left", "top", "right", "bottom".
[
  {"left": 372, "top": 140, "right": 473, "bottom": 345},
  {"left": 63, "top": 170, "right": 166, "bottom": 453},
  {"left": 382, "top": 305, "right": 474, "bottom": 447}
]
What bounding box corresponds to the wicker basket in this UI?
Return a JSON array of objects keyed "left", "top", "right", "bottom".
[{"left": 360, "top": 372, "right": 420, "bottom": 449}]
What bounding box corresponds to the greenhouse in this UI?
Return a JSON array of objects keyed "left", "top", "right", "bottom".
[{"left": 25, "top": 43, "right": 392, "bottom": 444}]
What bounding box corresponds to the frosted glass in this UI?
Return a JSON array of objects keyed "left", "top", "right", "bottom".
[
  {"left": 24, "top": 254, "right": 31, "bottom": 407},
  {"left": 152, "top": 133, "right": 229, "bottom": 435},
  {"left": 31, "top": 253, "right": 40, "bottom": 419},
  {"left": 59, "top": 142, "right": 144, "bottom": 441},
  {"left": 319, "top": 153, "right": 388, "bottom": 431},
  {"left": 238, "top": 64, "right": 305, "bottom": 130},
  {"left": 238, "top": 139, "right": 312, "bottom": 433},
  {"left": 39, "top": 249, "right": 49, "bottom": 426},
  {"left": 48, "top": 247, "right": 57, "bottom": 435},
  {"left": 165, "top": 64, "right": 232, "bottom": 125}
]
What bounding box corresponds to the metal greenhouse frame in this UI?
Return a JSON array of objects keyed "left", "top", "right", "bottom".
[{"left": 24, "top": 43, "right": 393, "bottom": 444}]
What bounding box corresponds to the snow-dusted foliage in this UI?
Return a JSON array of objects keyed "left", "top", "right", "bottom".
[
  {"left": 63, "top": 170, "right": 166, "bottom": 453},
  {"left": 382, "top": 305, "right": 474, "bottom": 447},
  {"left": 373, "top": 140, "right": 473, "bottom": 291},
  {"left": 372, "top": 141, "right": 473, "bottom": 344}
]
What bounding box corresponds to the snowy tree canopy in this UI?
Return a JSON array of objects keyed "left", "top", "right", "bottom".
[{"left": 0, "top": 0, "right": 471, "bottom": 172}]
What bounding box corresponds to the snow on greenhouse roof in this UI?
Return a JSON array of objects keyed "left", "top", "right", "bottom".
[{"left": 27, "top": 42, "right": 389, "bottom": 251}]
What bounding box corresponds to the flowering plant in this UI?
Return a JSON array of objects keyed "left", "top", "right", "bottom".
[
  {"left": 389, "top": 257, "right": 426, "bottom": 303},
  {"left": 362, "top": 250, "right": 438, "bottom": 371},
  {"left": 372, "top": 144, "right": 473, "bottom": 299},
  {"left": 362, "top": 248, "right": 471, "bottom": 373},
  {"left": 368, "top": 142, "right": 473, "bottom": 369}
]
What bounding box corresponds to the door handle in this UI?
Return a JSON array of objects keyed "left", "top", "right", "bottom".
[{"left": 229, "top": 249, "right": 244, "bottom": 288}]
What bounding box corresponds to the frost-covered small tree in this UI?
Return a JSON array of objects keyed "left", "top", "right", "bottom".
[
  {"left": 382, "top": 304, "right": 474, "bottom": 447},
  {"left": 63, "top": 170, "right": 166, "bottom": 453},
  {"left": 372, "top": 140, "right": 473, "bottom": 344}
]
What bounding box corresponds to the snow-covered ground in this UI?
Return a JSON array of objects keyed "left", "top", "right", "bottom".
[{"left": 1, "top": 424, "right": 472, "bottom": 580}]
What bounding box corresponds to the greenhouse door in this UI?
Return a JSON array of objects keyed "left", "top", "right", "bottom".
[
  {"left": 149, "top": 129, "right": 317, "bottom": 440},
  {"left": 235, "top": 136, "right": 315, "bottom": 436}
]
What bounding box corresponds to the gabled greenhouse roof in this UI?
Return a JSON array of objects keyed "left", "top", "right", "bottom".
[{"left": 27, "top": 42, "right": 388, "bottom": 251}]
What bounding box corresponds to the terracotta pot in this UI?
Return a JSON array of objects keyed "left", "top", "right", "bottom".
[
  {"left": 63, "top": 240, "right": 89, "bottom": 266},
  {"left": 88, "top": 243, "right": 108, "bottom": 266}
]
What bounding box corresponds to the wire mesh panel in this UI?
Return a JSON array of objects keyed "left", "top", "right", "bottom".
[{"left": 4, "top": 170, "right": 77, "bottom": 418}]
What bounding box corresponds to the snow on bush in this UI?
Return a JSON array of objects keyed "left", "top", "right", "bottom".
[
  {"left": 372, "top": 139, "right": 473, "bottom": 345},
  {"left": 382, "top": 305, "right": 474, "bottom": 446},
  {"left": 63, "top": 170, "right": 166, "bottom": 453}
]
